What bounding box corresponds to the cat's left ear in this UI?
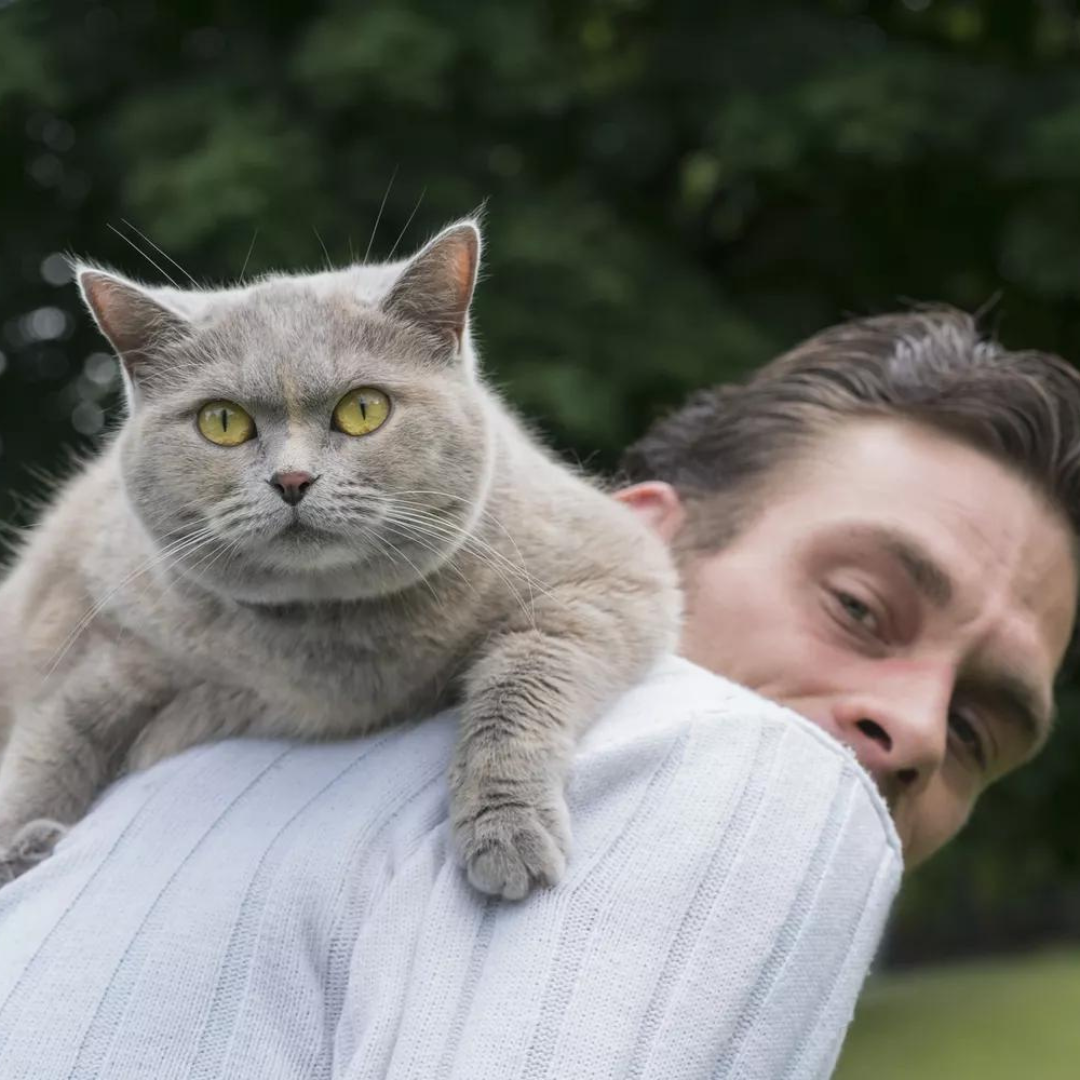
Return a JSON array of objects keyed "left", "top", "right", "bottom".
[
  {"left": 382, "top": 220, "right": 480, "bottom": 359},
  {"left": 76, "top": 265, "right": 189, "bottom": 399}
]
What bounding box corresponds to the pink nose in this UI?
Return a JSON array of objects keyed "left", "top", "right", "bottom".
[{"left": 270, "top": 470, "right": 317, "bottom": 506}]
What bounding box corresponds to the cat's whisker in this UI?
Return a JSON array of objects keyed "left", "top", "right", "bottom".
[
  {"left": 120, "top": 219, "right": 198, "bottom": 286},
  {"left": 42, "top": 529, "right": 220, "bottom": 681},
  {"left": 386, "top": 490, "right": 551, "bottom": 600},
  {"left": 239, "top": 227, "right": 259, "bottom": 282},
  {"left": 184, "top": 532, "right": 244, "bottom": 590},
  {"left": 383, "top": 502, "right": 526, "bottom": 575},
  {"left": 105, "top": 222, "right": 180, "bottom": 289},
  {"left": 114, "top": 530, "right": 237, "bottom": 650},
  {"left": 365, "top": 165, "right": 398, "bottom": 264},
  {"left": 211, "top": 512, "right": 264, "bottom": 538},
  {"left": 372, "top": 525, "right": 445, "bottom": 610},
  {"left": 312, "top": 226, "right": 333, "bottom": 272},
  {"left": 384, "top": 518, "right": 550, "bottom": 634},
  {"left": 380, "top": 510, "right": 538, "bottom": 631},
  {"left": 377, "top": 519, "right": 482, "bottom": 602},
  {"left": 382, "top": 502, "right": 556, "bottom": 607},
  {"left": 386, "top": 185, "right": 426, "bottom": 262}
]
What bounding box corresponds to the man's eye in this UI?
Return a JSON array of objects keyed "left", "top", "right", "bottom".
[
  {"left": 949, "top": 710, "right": 987, "bottom": 769},
  {"left": 836, "top": 591, "right": 878, "bottom": 632}
]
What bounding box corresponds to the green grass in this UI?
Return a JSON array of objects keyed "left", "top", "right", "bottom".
[{"left": 834, "top": 949, "right": 1080, "bottom": 1079}]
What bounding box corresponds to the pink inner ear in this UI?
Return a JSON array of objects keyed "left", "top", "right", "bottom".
[
  {"left": 448, "top": 233, "right": 478, "bottom": 303},
  {"left": 80, "top": 270, "right": 184, "bottom": 363},
  {"left": 83, "top": 273, "right": 127, "bottom": 343}
]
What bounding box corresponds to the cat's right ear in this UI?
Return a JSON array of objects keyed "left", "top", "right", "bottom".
[
  {"left": 382, "top": 221, "right": 481, "bottom": 361},
  {"left": 76, "top": 265, "right": 188, "bottom": 400}
]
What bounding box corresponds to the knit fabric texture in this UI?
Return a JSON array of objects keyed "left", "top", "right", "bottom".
[{"left": 0, "top": 656, "right": 901, "bottom": 1079}]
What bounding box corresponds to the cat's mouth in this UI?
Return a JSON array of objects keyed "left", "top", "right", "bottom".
[{"left": 275, "top": 516, "right": 331, "bottom": 542}]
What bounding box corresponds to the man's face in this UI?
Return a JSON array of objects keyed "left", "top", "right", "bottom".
[{"left": 618, "top": 418, "right": 1077, "bottom": 868}]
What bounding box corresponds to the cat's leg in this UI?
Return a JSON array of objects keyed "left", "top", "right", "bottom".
[
  {"left": 0, "top": 674, "right": 271, "bottom": 884},
  {"left": 0, "top": 698, "right": 169, "bottom": 883},
  {"left": 124, "top": 681, "right": 269, "bottom": 772},
  {"left": 451, "top": 582, "right": 676, "bottom": 900},
  {"left": 0, "top": 637, "right": 175, "bottom": 884}
]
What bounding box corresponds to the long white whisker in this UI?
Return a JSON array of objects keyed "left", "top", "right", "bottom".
[
  {"left": 385, "top": 490, "right": 549, "bottom": 599},
  {"left": 380, "top": 511, "right": 538, "bottom": 630},
  {"left": 42, "top": 529, "right": 219, "bottom": 680},
  {"left": 387, "top": 185, "right": 426, "bottom": 262},
  {"left": 313, "top": 225, "right": 333, "bottom": 271},
  {"left": 120, "top": 218, "right": 197, "bottom": 285},
  {"left": 373, "top": 526, "right": 444, "bottom": 608},
  {"left": 240, "top": 227, "right": 259, "bottom": 281},
  {"left": 365, "top": 165, "right": 398, "bottom": 264},
  {"left": 106, "top": 222, "right": 180, "bottom": 288},
  {"left": 381, "top": 502, "right": 555, "bottom": 606},
  {"left": 377, "top": 519, "right": 482, "bottom": 601}
]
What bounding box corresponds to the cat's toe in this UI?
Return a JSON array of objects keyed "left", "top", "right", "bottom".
[
  {"left": 0, "top": 818, "right": 68, "bottom": 884},
  {"left": 455, "top": 800, "right": 570, "bottom": 900},
  {"left": 467, "top": 844, "right": 534, "bottom": 900}
]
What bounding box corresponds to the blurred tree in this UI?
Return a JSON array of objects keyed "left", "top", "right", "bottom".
[{"left": 3, "top": 0, "right": 1080, "bottom": 958}]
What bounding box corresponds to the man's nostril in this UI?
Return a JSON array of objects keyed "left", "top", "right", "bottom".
[{"left": 856, "top": 718, "right": 893, "bottom": 751}]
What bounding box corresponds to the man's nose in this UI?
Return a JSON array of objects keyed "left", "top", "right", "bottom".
[
  {"left": 269, "top": 470, "right": 317, "bottom": 506},
  {"left": 831, "top": 676, "right": 950, "bottom": 796}
]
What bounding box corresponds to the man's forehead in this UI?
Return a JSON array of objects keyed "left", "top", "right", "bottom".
[{"left": 753, "top": 419, "right": 1076, "bottom": 697}]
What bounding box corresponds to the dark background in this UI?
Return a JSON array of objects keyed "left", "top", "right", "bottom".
[{"left": 3, "top": 0, "right": 1080, "bottom": 964}]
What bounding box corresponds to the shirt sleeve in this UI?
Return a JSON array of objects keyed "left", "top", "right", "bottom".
[
  {"left": 0, "top": 663, "right": 901, "bottom": 1080},
  {"left": 344, "top": 691, "right": 902, "bottom": 1080}
]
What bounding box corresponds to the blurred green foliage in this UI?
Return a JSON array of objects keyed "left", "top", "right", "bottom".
[
  {"left": 837, "top": 949, "right": 1080, "bottom": 1078},
  {"left": 3, "top": 0, "right": 1080, "bottom": 959}
]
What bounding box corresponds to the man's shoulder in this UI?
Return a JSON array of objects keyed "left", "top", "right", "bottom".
[{"left": 575, "top": 655, "right": 901, "bottom": 861}]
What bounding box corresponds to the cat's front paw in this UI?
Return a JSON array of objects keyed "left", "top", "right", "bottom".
[
  {"left": 0, "top": 818, "right": 68, "bottom": 886},
  {"left": 453, "top": 792, "right": 571, "bottom": 901}
]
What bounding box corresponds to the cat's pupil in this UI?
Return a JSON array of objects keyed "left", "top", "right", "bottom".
[
  {"left": 220, "top": 409, "right": 228, "bottom": 431},
  {"left": 359, "top": 398, "right": 367, "bottom": 420}
]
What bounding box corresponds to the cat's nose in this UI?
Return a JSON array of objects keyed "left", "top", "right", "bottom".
[{"left": 269, "top": 470, "right": 317, "bottom": 506}]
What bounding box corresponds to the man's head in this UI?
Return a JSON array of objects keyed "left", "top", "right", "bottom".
[{"left": 616, "top": 310, "right": 1080, "bottom": 868}]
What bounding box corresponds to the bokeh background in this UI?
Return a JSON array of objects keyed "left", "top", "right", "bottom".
[{"left": 3, "top": 0, "right": 1080, "bottom": 1074}]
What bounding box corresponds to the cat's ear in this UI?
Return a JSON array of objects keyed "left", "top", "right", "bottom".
[
  {"left": 76, "top": 265, "right": 189, "bottom": 391},
  {"left": 382, "top": 221, "right": 480, "bottom": 358}
]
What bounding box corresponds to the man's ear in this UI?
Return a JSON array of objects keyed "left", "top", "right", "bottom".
[
  {"left": 613, "top": 482, "right": 687, "bottom": 544},
  {"left": 382, "top": 220, "right": 480, "bottom": 357},
  {"left": 76, "top": 265, "right": 188, "bottom": 391}
]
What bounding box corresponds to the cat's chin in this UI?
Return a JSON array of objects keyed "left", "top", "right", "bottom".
[
  {"left": 213, "top": 564, "right": 434, "bottom": 606},
  {"left": 188, "top": 538, "right": 445, "bottom": 605}
]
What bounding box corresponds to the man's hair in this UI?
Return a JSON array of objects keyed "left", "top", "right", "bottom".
[{"left": 620, "top": 308, "right": 1080, "bottom": 554}]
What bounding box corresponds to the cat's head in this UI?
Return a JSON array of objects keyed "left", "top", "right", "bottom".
[{"left": 76, "top": 220, "right": 496, "bottom": 603}]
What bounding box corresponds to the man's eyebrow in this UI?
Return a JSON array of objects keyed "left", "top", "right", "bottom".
[
  {"left": 845, "top": 525, "right": 1056, "bottom": 746},
  {"left": 866, "top": 527, "right": 1056, "bottom": 740},
  {"left": 858, "top": 526, "right": 955, "bottom": 607}
]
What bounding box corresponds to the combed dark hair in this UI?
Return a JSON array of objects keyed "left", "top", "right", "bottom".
[{"left": 620, "top": 308, "right": 1080, "bottom": 552}]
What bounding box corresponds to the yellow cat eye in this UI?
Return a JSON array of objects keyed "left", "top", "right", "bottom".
[
  {"left": 197, "top": 400, "right": 256, "bottom": 447},
  {"left": 332, "top": 387, "right": 391, "bottom": 436}
]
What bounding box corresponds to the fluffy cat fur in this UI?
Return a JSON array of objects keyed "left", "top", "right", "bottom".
[{"left": 0, "top": 220, "right": 681, "bottom": 899}]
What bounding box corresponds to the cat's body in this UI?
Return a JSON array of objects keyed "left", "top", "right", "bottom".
[{"left": 0, "top": 222, "right": 681, "bottom": 898}]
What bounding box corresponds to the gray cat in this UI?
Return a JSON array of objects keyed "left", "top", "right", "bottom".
[{"left": 0, "top": 220, "right": 680, "bottom": 899}]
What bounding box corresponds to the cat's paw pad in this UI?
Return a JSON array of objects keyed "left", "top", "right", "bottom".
[
  {"left": 454, "top": 797, "right": 571, "bottom": 901},
  {"left": 0, "top": 819, "right": 68, "bottom": 885}
]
